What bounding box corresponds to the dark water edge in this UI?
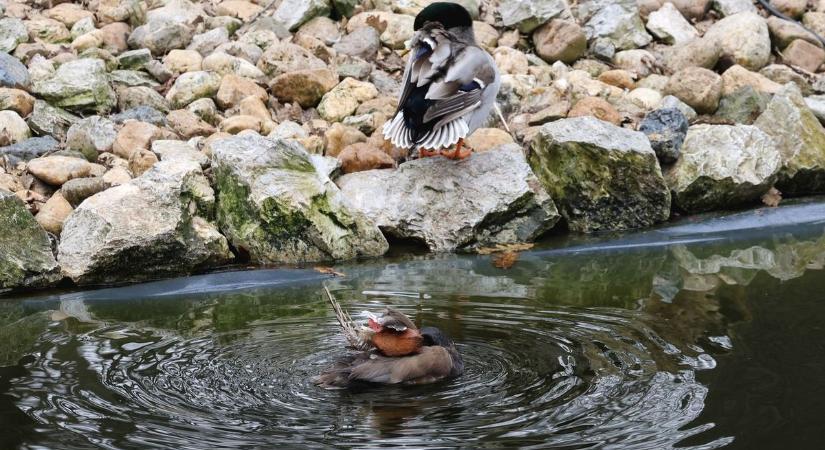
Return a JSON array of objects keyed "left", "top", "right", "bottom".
[{"left": 2, "top": 200, "right": 825, "bottom": 449}]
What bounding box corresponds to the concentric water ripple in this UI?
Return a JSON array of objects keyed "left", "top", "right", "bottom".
[{"left": 5, "top": 286, "right": 734, "bottom": 450}]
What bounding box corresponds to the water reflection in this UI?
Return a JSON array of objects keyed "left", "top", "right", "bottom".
[{"left": 2, "top": 211, "right": 825, "bottom": 448}]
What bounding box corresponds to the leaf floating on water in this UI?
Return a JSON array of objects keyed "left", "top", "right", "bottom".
[
  {"left": 492, "top": 251, "right": 519, "bottom": 269},
  {"left": 476, "top": 243, "right": 534, "bottom": 255},
  {"left": 761, "top": 187, "right": 782, "bottom": 208},
  {"left": 314, "top": 266, "right": 346, "bottom": 277}
]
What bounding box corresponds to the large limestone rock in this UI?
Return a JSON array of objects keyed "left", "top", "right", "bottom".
[
  {"left": 584, "top": 4, "right": 653, "bottom": 51},
  {"left": 211, "top": 134, "right": 388, "bottom": 263},
  {"left": 497, "top": 0, "right": 568, "bottom": 33},
  {"left": 58, "top": 159, "right": 233, "bottom": 285},
  {"left": 666, "top": 125, "right": 782, "bottom": 212},
  {"left": 337, "top": 146, "right": 560, "bottom": 252},
  {"left": 0, "top": 189, "right": 60, "bottom": 291},
  {"left": 703, "top": 12, "right": 771, "bottom": 71},
  {"left": 528, "top": 117, "right": 671, "bottom": 232},
  {"left": 755, "top": 84, "right": 825, "bottom": 195},
  {"left": 274, "top": 0, "right": 332, "bottom": 31},
  {"left": 30, "top": 58, "right": 116, "bottom": 114}
]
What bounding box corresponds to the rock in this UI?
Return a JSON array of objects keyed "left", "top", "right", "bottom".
[
  {"left": 35, "top": 192, "right": 72, "bottom": 234},
  {"left": 111, "top": 106, "right": 168, "bottom": 126},
  {"left": 646, "top": 2, "right": 698, "bottom": 45},
  {"left": 761, "top": 64, "right": 814, "bottom": 95},
  {"left": 27, "top": 155, "right": 92, "bottom": 186},
  {"left": 533, "top": 19, "right": 587, "bottom": 64},
  {"left": 324, "top": 122, "right": 367, "bottom": 157},
  {"left": 44, "top": 3, "right": 94, "bottom": 28},
  {"left": 713, "top": 0, "right": 757, "bottom": 16},
  {"left": 26, "top": 18, "right": 71, "bottom": 44},
  {"left": 66, "top": 116, "right": 117, "bottom": 160},
  {"left": 30, "top": 58, "right": 116, "bottom": 114},
  {"left": 188, "top": 27, "right": 230, "bottom": 57},
  {"left": 102, "top": 167, "right": 132, "bottom": 186},
  {"left": 598, "top": 69, "right": 636, "bottom": 89},
  {"left": 626, "top": 87, "right": 663, "bottom": 111},
  {"left": 58, "top": 159, "right": 232, "bottom": 285},
  {"left": 166, "top": 71, "right": 222, "bottom": 109},
  {"left": 337, "top": 143, "right": 395, "bottom": 174},
  {"left": 117, "top": 49, "right": 152, "bottom": 72},
  {"left": 97, "top": 0, "right": 144, "bottom": 24},
  {"left": 0, "top": 136, "right": 59, "bottom": 164},
  {"left": 529, "top": 101, "right": 570, "bottom": 125},
  {"left": 668, "top": 0, "right": 712, "bottom": 19},
  {"left": 215, "top": 75, "right": 267, "bottom": 109},
  {"left": 0, "top": 52, "right": 30, "bottom": 90},
  {"left": 167, "top": 109, "right": 216, "bottom": 138},
  {"left": 666, "top": 124, "right": 781, "bottom": 212},
  {"left": 331, "top": 0, "right": 359, "bottom": 17},
  {"left": 716, "top": 86, "right": 771, "bottom": 124},
  {"left": 704, "top": 13, "right": 771, "bottom": 71},
  {"left": 117, "top": 86, "right": 171, "bottom": 113},
  {"left": 269, "top": 68, "right": 338, "bottom": 108},
  {"left": 0, "top": 111, "right": 30, "bottom": 145},
  {"left": 528, "top": 117, "right": 670, "bottom": 232},
  {"left": 220, "top": 115, "right": 262, "bottom": 134},
  {"left": 0, "top": 189, "right": 59, "bottom": 290},
  {"left": 318, "top": 78, "right": 378, "bottom": 122},
  {"left": 113, "top": 121, "right": 162, "bottom": 159},
  {"left": 297, "top": 17, "right": 341, "bottom": 46},
  {"left": 771, "top": 0, "right": 807, "bottom": 19},
  {"left": 783, "top": 40, "right": 825, "bottom": 73},
  {"left": 211, "top": 134, "right": 387, "bottom": 262},
  {"left": 767, "top": 16, "right": 823, "bottom": 49},
  {"left": 98, "top": 22, "right": 130, "bottom": 54},
  {"left": 497, "top": 0, "right": 568, "bottom": 33},
  {"left": 659, "top": 95, "right": 697, "bottom": 121},
  {"left": 665, "top": 67, "right": 723, "bottom": 114},
  {"left": 26, "top": 100, "right": 79, "bottom": 141},
  {"left": 755, "top": 84, "right": 825, "bottom": 194},
  {"left": 664, "top": 38, "right": 720, "bottom": 72},
  {"left": 164, "top": 49, "right": 203, "bottom": 74},
  {"left": 568, "top": 96, "right": 622, "bottom": 125},
  {"left": 347, "top": 12, "right": 414, "bottom": 49},
  {"left": 474, "top": 21, "right": 499, "bottom": 50},
  {"left": 494, "top": 47, "right": 529, "bottom": 75},
  {"left": 274, "top": 0, "right": 331, "bottom": 31},
  {"left": 202, "top": 52, "right": 265, "bottom": 80},
  {"left": 152, "top": 140, "right": 209, "bottom": 168},
  {"left": 128, "top": 149, "right": 159, "bottom": 177},
  {"left": 804, "top": 12, "right": 825, "bottom": 37},
  {"left": 584, "top": 4, "right": 653, "bottom": 51},
  {"left": 0, "top": 17, "right": 29, "bottom": 53},
  {"left": 257, "top": 42, "right": 327, "bottom": 77},
  {"left": 60, "top": 177, "right": 109, "bottom": 206},
  {"left": 466, "top": 128, "right": 515, "bottom": 152},
  {"left": 128, "top": 21, "right": 194, "bottom": 56},
  {"left": 216, "top": 0, "right": 262, "bottom": 21},
  {"left": 640, "top": 108, "right": 688, "bottom": 164},
  {"left": 613, "top": 49, "right": 657, "bottom": 77},
  {"left": 334, "top": 26, "right": 381, "bottom": 59},
  {"left": 0, "top": 88, "right": 33, "bottom": 117},
  {"left": 110, "top": 70, "right": 161, "bottom": 89},
  {"left": 721, "top": 65, "right": 782, "bottom": 96}
]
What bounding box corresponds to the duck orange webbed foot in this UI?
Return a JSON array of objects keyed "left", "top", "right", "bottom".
[{"left": 441, "top": 138, "right": 472, "bottom": 160}]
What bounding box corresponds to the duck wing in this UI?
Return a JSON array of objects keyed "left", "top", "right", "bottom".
[
  {"left": 348, "top": 346, "right": 456, "bottom": 384},
  {"left": 384, "top": 24, "right": 498, "bottom": 150}
]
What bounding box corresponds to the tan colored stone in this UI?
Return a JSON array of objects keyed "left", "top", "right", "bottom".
[
  {"left": 128, "top": 149, "right": 158, "bottom": 177},
  {"left": 27, "top": 156, "right": 92, "bottom": 186},
  {"left": 465, "top": 128, "right": 515, "bottom": 152},
  {"left": 473, "top": 21, "right": 499, "bottom": 51},
  {"left": 113, "top": 121, "right": 162, "bottom": 159},
  {"left": 771, "top": 0, "right": 807, "bottom": 19},
  {"left": 324, "top": 123, "right": 367, "bottom": 157},
  {"left": 338, "top": 143, "right": 395, "bottom": 174},
  {"left": 98, "top": 22, "right": 130, "bottom": 54},
  {"left": 721, "top": 65, "right": 783, "bottom": 96},
  {"left": 26, "top": 18, "right": 71, "bottom": 44},
  {"left": 782, "top": 39, "right": 825, "bottom": 72},
  {"left": 0, "top": 111, "right": 30, "bottom": 145},
  {"left": 167, "top": 109, "right": 216, "bottom": 138},
  {"left": 238, "top": 96, "right": 274, "bottom": 134},
  {"left": 493, "top": 47, "right": 529, "bottom": 75},
  {"left": 598, "top": 70, "right": 636, "bottom": 90},
  {"left": 216, "top": 0, "right": 263, "bottom": 21},
  {"left": 568, "top": 97, "right": 622, "bottom": 125},
  {"left": 665, "top": 67, "right": 723, "bottom": 114},
  {"left": 318, "top": 78, "right": 379, "bottom": 122},
  {"left": 215, "top": 74, "right": 268, "bottom": 110},
  {"left": 366, "top": 131, "right": 408, "bottom": 160},
  {"left": 35, "top": 192, "right": 72, "bottom": 235},
  {"left": 269, "top": 68, "right": 338, "bottom": 107},
  {"left": 163, "top": 49, "right": 203, "bottom": 74},
  {"left": 44, "top": 3, "right": 95, "bottom": 28},
  {"left": 102, "top": 166, "right": 132, "bottom": 186},
  {"left": 533, "top": 19, "right": 586, "bottom": 64},
  {"left": 220, "top": 115, "right": 262, "bottom": 134}
]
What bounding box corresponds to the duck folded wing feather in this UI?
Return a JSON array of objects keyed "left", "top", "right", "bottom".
[{"left": 348, "top": 346, "right": 455, "bottom": 384}]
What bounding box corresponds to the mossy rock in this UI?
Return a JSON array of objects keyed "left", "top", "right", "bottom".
[{"left": 0, "top": 189, "right": 60, "bottom": 291}]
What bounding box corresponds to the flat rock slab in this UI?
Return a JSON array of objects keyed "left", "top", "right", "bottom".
[
  {"left": 529, "top": 117, "right": 671, "bottom": 233},
  {"left": 0, "top": 189, "right": 60, "bottom": 291},
  {"left": 211, "top": 134, "right": 388, "bottom": 264},
  {"left": 336, "top": 145, "right": 561, "bottom": 252}
]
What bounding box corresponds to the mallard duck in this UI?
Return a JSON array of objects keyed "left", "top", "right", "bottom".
[
  {"left": 314, "top": 289, "right": 463, "bottom": 388},
  {"left": 382, "top": 2, "right": 501, "bottom": 160}
]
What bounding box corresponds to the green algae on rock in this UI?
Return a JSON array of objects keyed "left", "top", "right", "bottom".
[
  {"left": 57, "top": 159, "right": 232, "bottom": 285},
  {"left": 754, "top": 83, "right": 825, "bottom": 195},
  {"left": 0, "top": 189, "right": 60, "bottom": 292},
  {"left": 529, "top": 117, "right": 671, "bottom": 233},
  {"left": 211, "top": 134, "right": 388, "bottom": 264},
  {"left": 665, "top": 124, "right": 781, "bottom": 213},
  {"left": 30, "top": 58, "right": 116, "bottom": 114}
]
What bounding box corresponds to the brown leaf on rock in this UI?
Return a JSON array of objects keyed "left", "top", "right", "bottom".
[
  {"left": 761, "top": 187, "right": 782, "bottom": 207},
  {"left": 476, "top": 243, "right": 534, "bottom": 255},
  {"left": 314, "top": 266, "right": 346, "bottom": 277},
  {"left": 492, "top": 252, "right": 519, "bottom": 269},
  {"left": 366, "top": 14, "right": 388, "bottom": 34}
]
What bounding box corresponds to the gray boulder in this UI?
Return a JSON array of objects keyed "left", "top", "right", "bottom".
[
  {"left": 0, "top": 52, "right": 30, "bottom": 90},
  {"left": 584, "top": 4, "right": 652, "bottom": 51},
  {"left": 211, "top": 134, "right": 388, "bottom": 263},
  {"left": 274, "top": 0, "right": 332, "bottom": 31},
  {"left": 337, "top": 146, "right": 560, "bottom": 252},
  {"left": 26, "top": 100, "right": 80, "bottom": 141},
  {"left": 703, "top": 12, "right": 770, "bottom": 71},
  {"left": 0, "top": 189, "right": 60, "bottom": 291},
  {"left": 0, "top": 136, "right": 59, "bottom": 165},
  {"left": 30, "top": 58, "right": 116, "bottom": 114},
  {"left": 529, "top": 117, "right": 671, "bottom": 232},
  {"left": 498, "top": 0, "right": 569, "bottom": 33},
  {"left": 66, "top": 116, "right": 118, "bottom": 161},
  {"left": 666, "top": 124, "right": 781, "bottom": 212},
  {"left": 0, "top": 17, "right": 28, "bottom": 53},
  {"left": 58, "top": 159, "right": 232, "bottom": 285}
]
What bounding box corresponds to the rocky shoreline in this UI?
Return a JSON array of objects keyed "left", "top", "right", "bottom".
[{"left": 3, "top": 0, "right": 825, "bottom": 292}]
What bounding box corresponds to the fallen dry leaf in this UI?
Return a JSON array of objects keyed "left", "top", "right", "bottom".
[
  {"left": 366, "top": 14, "right": 388, "bottom": 34},
  {"left": 761, "top": 187, "right": 782, "bottom": 207},
  {"left": 492, "top": 251, "right": 519, "bottom": 269},
  {"left": 476, "top": 243, "right": 534, "bottom": 255},
  {"left": 314, "top": 266, "right": 346, "bottom": 277}
]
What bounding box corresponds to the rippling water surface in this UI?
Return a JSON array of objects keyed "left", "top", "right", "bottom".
[{"left": 3, "top": 204, "right": 825, "bottom": 449}]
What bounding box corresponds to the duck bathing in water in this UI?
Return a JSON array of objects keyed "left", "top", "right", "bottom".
[
  {"left": 313, "top": 287, "right": 463, "bottom": 388},
  {"left": 382, "top": 2, "right": 501, "bottom": 160}
]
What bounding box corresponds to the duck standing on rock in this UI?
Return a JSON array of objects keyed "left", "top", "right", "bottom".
[
  {"left": 314, "top": 288, "right": 463, "bottom": 388},
  {"left": 382, "top": 2, "right": 501, "bottom": 160}
]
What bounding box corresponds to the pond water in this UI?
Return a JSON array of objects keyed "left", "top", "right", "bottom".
[{"left": 3, "top": 202, "right": 825, "bottom": 449}]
